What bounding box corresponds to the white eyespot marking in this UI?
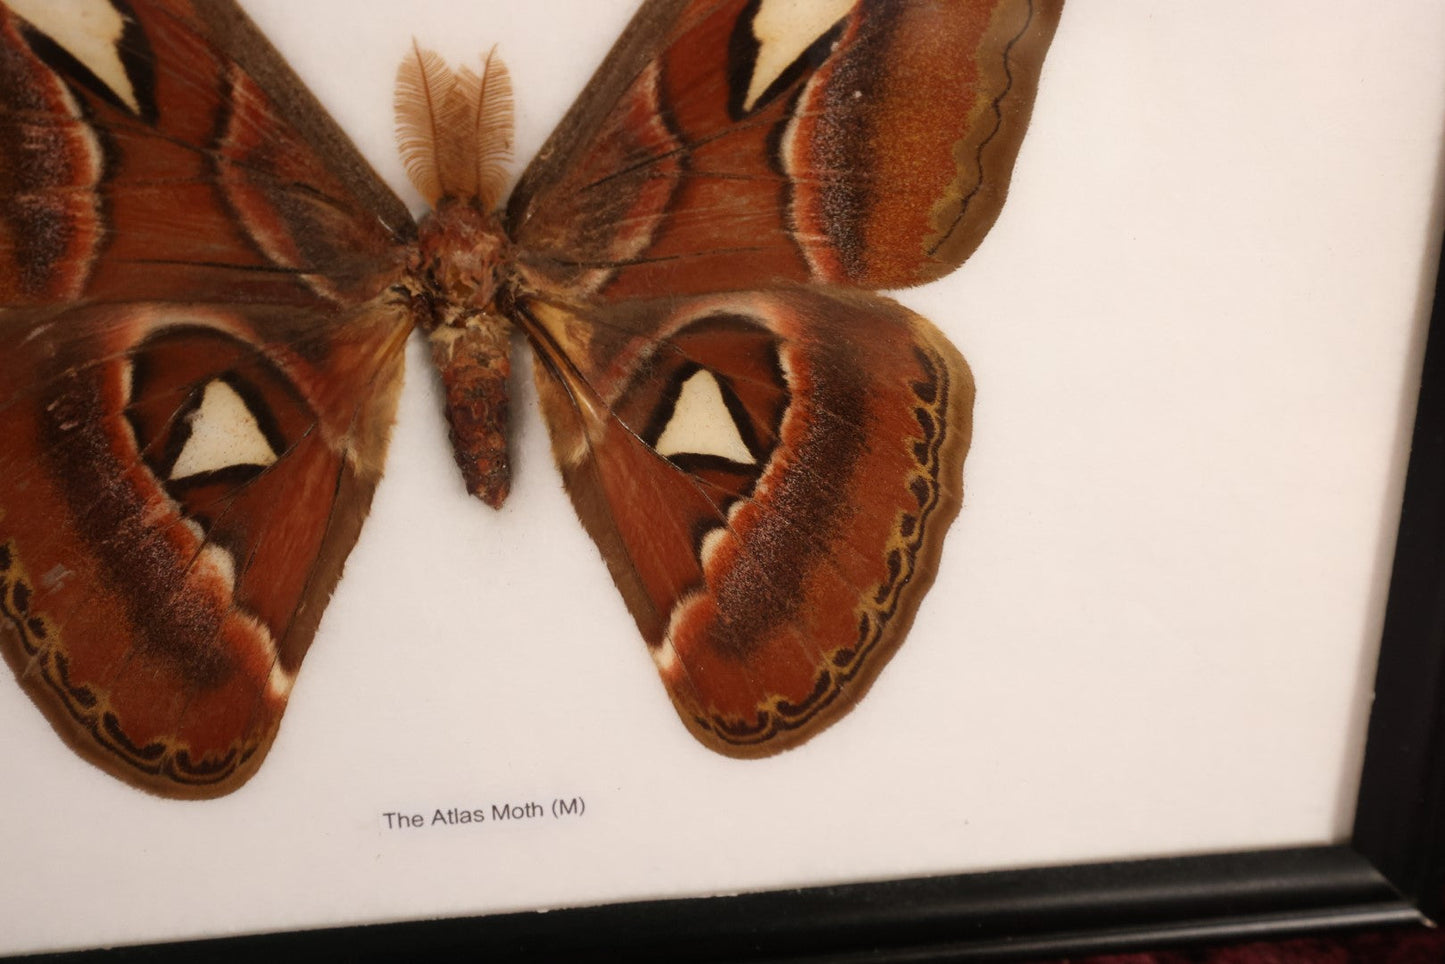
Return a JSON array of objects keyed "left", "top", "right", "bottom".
[
  {"left": 743, "top": 0, "right": 855, "bottom": 112},
  {"left": 654, "top": 370, "right": 755, "bottom": 465},
  {"left": 8, "top": 0, "right": 141, "bottom": 114},
  {"left": 170, "top": 380, "right": 278, "bottom": 480}
]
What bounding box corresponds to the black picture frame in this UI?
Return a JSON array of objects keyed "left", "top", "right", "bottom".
[{"left": 19, "top": 198, "right": 1444, "bottom": 964}]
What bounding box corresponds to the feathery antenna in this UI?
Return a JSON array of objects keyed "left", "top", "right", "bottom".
[{"left": 395, "top": 42, "right": 514, "bottom": 209}]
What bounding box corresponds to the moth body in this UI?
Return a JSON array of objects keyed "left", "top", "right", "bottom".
[
  {"left": 407, "top": 199, "right": 516, "bottom": 507},
  {"left": 396, "top": 45, "right": 520, "bottom": 508}
]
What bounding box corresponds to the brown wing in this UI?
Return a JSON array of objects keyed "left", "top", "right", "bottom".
[
  {"left": 0, "top": 0, "right": 412, "bottom": 796},
  {"left": 506, "top": 0, "right": 1062, "bottom": 300},
  {"left": 525, "top": 285, "right": 971, "bottom": 754},
  {"left": 510, "top": 0, "right": 1060, "bottom": 755}
]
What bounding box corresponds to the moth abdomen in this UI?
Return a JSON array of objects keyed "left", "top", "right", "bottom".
[{"left": 426, "top": 314, "right": 514, "bottom": 508}]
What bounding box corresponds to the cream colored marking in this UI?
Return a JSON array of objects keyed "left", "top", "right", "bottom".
[
  {"left": 743, "top": 0, "right": 855, "bottom": 112},
  {"left": 20, "top": 320, "right": 57, "bottom": 347},
  {"left": 658, "top": 587, "right": 712, "bottom": 680},
  {"left": 565, "top": 386, "right": 613, "bottom": 468},
  {"left": 119, "top": 359, "right": 134, "bottom": 411},
  {"left": 199, "top": 543, "right": 236, "bottom": 591},
  {"left": 46, "top": 395, "right": 79, "bottom": 432},
  {"left": 653, "top": 636, "right": 680, "bottom": 676},
  {"left": 39, "top": 564, "right": 75, "bottom": 592},
  {"left": 9, "top": 0, "right": 141, "bottom": 114},
  {"left": 654, "top": 370, "right": 755, "bottom": 464},
  {"left": 266, "top": 653, "right": 296, "bottom": 701},
  {"left": 699, "top": 526, "right": 728, "bottom": 570},
  {"left": 170, "top": 380, "right": 278, "bottom": 480},
  {"left": 778, "top": 65, "right": 834, "bottom": 278},
  {"left": 224, "top": 609, "right": 290, "bottom": 701}
]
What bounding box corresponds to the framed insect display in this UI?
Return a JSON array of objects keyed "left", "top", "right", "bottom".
[{"left": 2, "top": 1, "right": 1443, "bottom": 959}]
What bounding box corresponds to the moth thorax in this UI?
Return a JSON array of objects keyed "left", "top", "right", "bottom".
[{"left": 411, "top": 199, "right": 511, "bottom": 325}]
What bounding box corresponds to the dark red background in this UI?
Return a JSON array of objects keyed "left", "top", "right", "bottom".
[{"left": 1032, "top": 927, "right": 1445, "bottom": 964}]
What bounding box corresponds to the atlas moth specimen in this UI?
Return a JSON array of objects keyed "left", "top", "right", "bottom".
[{"left": 0, "top": 0, "right": 1063, "bottom": 797}]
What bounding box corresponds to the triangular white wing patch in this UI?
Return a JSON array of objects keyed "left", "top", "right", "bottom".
[
  {"left": 654, "top": 370, "right": 756, "bottom": 465},
  {"left": 170, "top": 380, "right": 278, "bottom": 480},
  {"left": 8, "top": 0, "right": 142, "bottom": 114},
  {"left": 744, "top": 0, "right": 857, "bottom": 112}
]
